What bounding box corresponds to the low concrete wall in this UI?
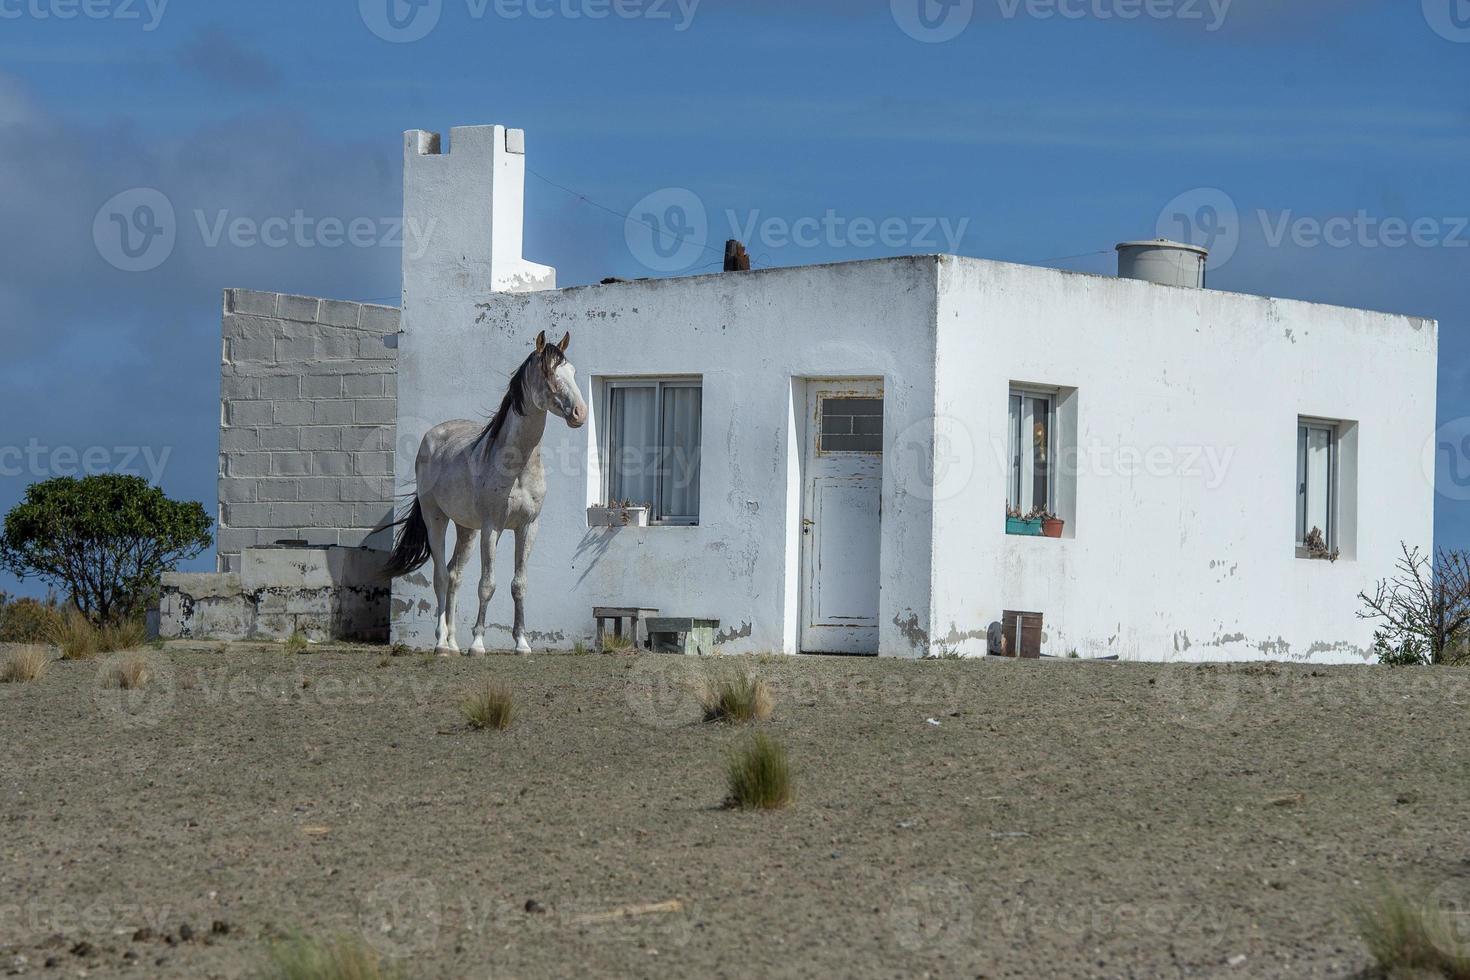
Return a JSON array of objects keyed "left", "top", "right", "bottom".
[{"left": 161, "top": 546, "right": 391, "bottom": 643}]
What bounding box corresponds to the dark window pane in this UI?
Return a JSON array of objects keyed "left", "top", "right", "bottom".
[{"left": 820, "top": 397, "right": 883, "bottom": 453}]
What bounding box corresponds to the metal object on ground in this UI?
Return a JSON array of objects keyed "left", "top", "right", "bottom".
[{"left": 647, "top": 617, "right": 720, "bottom": 656}]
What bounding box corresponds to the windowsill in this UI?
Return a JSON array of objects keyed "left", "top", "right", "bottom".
[
  {"left": 587, "top": 521, "right": 701, "bottom": 530},
  {"left": 1295, "top": 547, "right": 1349, "bottom": 563}
]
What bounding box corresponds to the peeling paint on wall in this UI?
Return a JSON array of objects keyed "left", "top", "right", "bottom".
[
  {"left": 892, "top": 611, "right": 928, "bottom": 650},
  {"left": 716, "top": 622, "right": 753, "bottom": 644}
]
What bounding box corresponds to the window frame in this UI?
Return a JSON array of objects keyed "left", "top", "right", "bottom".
[
  {"left": 1008, "top": 385, "right": 1056, "bottom": 516},
  {"left": 1296, "top": 418, "right": 1338, "bottom": 551},
  {"left": 602, "top": 377, "right": 703, "bottom": 527}
]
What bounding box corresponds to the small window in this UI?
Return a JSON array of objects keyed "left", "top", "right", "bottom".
[
  {"left": 1296, "top": 420, "right": 1337, "bottom": 549},
  {"left": 1008, "top": 389, "right": 1054, "bottom": 514},
  {"left": 819, "top": 396, "right": 883, "bottom": 454},
  {"left": 605, "top": 379, "right": 702, "bottom": 525}
]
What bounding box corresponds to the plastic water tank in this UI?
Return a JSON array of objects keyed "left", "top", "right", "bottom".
[{"left": 1115, "top": 239, "right": 1209, "bottom": 288}]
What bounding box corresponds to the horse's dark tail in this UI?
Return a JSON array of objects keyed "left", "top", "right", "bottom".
[{"left": 381, "top": 496, "right": 432, "bottom": 578}]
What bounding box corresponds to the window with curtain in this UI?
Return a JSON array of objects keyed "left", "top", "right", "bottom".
[
  {"left": 606, "top": 379, "right": 702, "bottom": 524},
  {"left": 1296, "top": 421, "right": 1336, "bottom": 547},
  {"left": 1007, "top": 389, "right": 1053, "bottom": 516}
]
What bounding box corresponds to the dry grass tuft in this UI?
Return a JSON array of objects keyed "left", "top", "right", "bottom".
[
  {"left": 1354, "top": 885, "right": 1470, "bottom": 979},
  {"left": 0, "top": 646, "right": 50, "bottom": 683},
  {"left": 263, "top": 935, "right": 402, "bottom": 980},
  {"left": 701, "top": 669, "right": 774, "bottom": 723},
  {"left": 49, "top": 608, "right": 101, "bottom": 660},
  {"left": 460, "top": 680, "right": 515, "bottom": 731},
  {"left": 600, "top": 632, "right": 634, "bottom": 654},
  {"left": 285, "top": 630, "right": 310, "bottom": 655},
  {"left": 104, "top": 654, "right": 152, "bottom": 690},
  {"left": 725, "top": 733, "right": 793, "bottom": 811},
  {"left": 48, "top": 609, "right": 148, "bottom": 660}
]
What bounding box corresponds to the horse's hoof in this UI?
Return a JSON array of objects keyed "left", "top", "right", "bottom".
[
  {"left": 435, "top": 646, "right": 457, "bottom": 658},
  {"left": 514, "top": 641, "right": 533, "bottom": 656}
]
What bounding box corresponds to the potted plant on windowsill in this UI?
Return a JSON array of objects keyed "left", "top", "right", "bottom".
[
  {"left": 1300, "top": 526, "right": 1340, "bottom": 562},
  {"left": 1030, "top": 508, "right": 1066, "bottom": 538},
  {"left": 1005, "top": 504, "right": 1042, "bottom": 536},
  {"left": 1005, "top": 505, "right": 1064, "bottom": 537},
  {"left": 587, "top": 500, "right": 651, "bottom": 528}
]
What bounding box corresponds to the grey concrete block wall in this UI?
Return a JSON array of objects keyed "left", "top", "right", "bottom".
[{"left": 218, "top": 289, "right": 401, "bottom": 573}]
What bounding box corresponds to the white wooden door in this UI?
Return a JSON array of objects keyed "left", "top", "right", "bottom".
[{"left": 800, "top": 380, "right": 883, "bottom": 655}]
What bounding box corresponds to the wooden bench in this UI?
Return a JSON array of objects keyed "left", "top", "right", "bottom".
[{"left": 593, "top": 607, "right": 659, "bottom": 651}]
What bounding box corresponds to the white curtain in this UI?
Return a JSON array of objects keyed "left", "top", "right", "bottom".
[
  {"left": 1299, "top": 425, "right": 1331, "bottom": 542},
  {"left": 1007, "top": 393, "right": 1022, "bottom": 510},
  {"left": 660, "top": 386, "right": 702, "bottom": 521},
  {"left": 610, "top": 386, "right": 657, "bottom": 508}
]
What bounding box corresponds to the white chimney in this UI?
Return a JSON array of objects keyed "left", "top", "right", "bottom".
[{"left": 402, "top": 125, "right": 556, "bottom": 303}]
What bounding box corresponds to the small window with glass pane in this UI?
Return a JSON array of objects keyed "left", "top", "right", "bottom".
[
  {"left": 1296, "top": 420, "right": 1337, "bottom": 552},
  {"left": 605, "top": 379, "right": 702, "bottom": 525},
  {"left": 1008, "top": 388, "right": 1054, "bottom": 518}
]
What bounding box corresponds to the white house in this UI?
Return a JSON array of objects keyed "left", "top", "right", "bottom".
[{"left": 389, "top": 124, "right": 1438, "bottom": 662}]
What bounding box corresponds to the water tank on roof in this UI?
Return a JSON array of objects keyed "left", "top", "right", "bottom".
[{"left": 1115, "top": 239, "right": 1208, "bottom": 288}]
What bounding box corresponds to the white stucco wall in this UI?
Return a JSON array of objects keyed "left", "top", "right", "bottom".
[
  {"left": 929, "top": 256, "right": 1438, "bottom": 663},
  {"left": 393, "top": 258, "right": 939, "bottom": 654}
]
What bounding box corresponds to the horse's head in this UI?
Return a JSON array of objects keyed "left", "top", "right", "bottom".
[{"left": 531, "top": 330, "right": 588, "bottom": 429}]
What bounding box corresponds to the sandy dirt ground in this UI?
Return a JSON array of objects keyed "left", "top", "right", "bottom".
[{"left": 2, "top": 641, "right": 1468, "bottom": 979}]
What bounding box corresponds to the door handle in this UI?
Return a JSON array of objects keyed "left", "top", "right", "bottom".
[{"left": 802, "top": 518, "right": 815, "bottom": 535}]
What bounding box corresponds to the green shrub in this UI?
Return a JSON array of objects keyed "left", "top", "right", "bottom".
[
  {"left": 0, "top": 593, "right": 64, "bottom": 644},
  {"left": 285, "top": 630, "right": 310, "bottom": 655},
  {"left": 1375, "top": 632, "right": 1429, "bottom": 667},
  {"left": 725, "top": 733, "right": 793, "bottom": 810},
  {"left": 263, "top": 935, "right": 402, "bottom": 980}
]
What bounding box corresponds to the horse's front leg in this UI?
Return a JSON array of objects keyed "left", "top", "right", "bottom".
[
  {"left": 469, "top": 529, "right": 501, "bottom": 655},
  {"left": 511, "top": 521, "right": 539, "bottom": 656}
]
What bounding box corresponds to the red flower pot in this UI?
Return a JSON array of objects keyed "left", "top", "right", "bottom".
[{"left": 1041, "top": 518, "right": 1065, "bottom": 538}]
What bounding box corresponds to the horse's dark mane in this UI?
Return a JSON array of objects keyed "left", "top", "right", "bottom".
[{"left": 475, "top": 346, "right": 565, "bottom": 452}]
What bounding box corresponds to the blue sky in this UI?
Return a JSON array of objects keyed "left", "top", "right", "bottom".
[{"left": 1, "top": 0, "right": 1466, "bottom": 596}]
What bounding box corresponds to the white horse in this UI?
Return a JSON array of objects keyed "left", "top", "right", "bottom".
[{"left": 384, "top": 331, "right": 588, "bottom": 655}]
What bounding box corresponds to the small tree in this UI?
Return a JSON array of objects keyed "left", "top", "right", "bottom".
[
  {"left": 0, "top": 475, "right": 212, "bottom": 624},
  {"left": 1358, "top": 543, "right": 1470, "bottom": 665}
]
